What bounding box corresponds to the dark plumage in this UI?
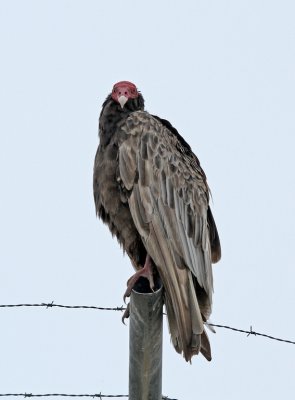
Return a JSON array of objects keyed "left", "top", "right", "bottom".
[{"left": 93, "top": 81, "right": 221, "bottom": 362}]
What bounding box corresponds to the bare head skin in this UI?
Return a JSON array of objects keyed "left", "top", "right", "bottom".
[{"left": 111, "top": 81, "right": 139, "bottom": 108}]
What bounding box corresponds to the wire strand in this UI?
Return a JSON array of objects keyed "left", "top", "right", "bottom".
[
  {"left": 1, "top": 302, "right": 294, "bottom": 345},
  {"left": 0, "top": 394, "right": 177, "bottom": 399},
  {"left": 0, "top": 395, "right": 128, "bottom": 398},
  {"left": 0, "top": 303, "right": 126, "bottom": 311},
  {"left": 209, "top": 324, "right": 295, "bottom": 344}
]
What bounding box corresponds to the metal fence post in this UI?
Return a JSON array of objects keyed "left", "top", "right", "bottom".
[{"left": 129, "top": 278, "right": 163, "bottom": 400}]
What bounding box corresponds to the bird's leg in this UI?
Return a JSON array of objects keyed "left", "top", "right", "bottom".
[{"left": 123, "top": 254, "right": 155, "bottom": 303}]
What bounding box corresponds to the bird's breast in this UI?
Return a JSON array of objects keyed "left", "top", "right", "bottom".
[{"left": 93, "top": 138, "right": 141, "bottom": 258}]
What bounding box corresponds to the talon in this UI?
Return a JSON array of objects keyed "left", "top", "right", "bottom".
[
  {"left": 122, "top": 303, "right": 130, "bottom": 324},
  {"left": 123, "top": 280, "right": 135, "bottom": 303},
  {"left": 123, "top": 290, "right": 131, "bottom": 304}
]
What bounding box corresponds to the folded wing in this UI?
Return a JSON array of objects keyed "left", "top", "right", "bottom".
[{"left": 119, "top": 111, "right": 220, "bottom": 361}]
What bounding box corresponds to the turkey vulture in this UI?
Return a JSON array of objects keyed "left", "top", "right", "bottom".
[{"left": 93, "top": 81, "right": 221, "bottom": 362}]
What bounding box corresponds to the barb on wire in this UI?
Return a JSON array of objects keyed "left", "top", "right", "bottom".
[
  {"left": 0, "top": 395, "right": 128, "bottom": 398},
  {"left": 1, "top": 302, "right": 294, "bottom": 345}
]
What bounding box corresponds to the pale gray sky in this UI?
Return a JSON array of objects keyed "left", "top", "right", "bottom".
[{"left": 0, "top": 1, "right": 294, "bottom": 399}]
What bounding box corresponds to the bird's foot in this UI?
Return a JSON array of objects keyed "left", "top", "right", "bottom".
[{"left": 123, "top": 254, "right": 155, "bottom": 303}]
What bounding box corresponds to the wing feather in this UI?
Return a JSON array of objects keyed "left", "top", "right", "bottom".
[{"left": 119, "top": 111, "right": 218, "bottom": 361}]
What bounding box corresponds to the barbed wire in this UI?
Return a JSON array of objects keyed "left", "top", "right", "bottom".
[
  {"left": 0, "top": 395, "right": 127, "bottom": 399},
  {"left": 1, "top": 302, "right": 294, "bottom": 345},
  {"left": 208, "top": 323, "right": 295, "bottom": 344},
  {"left": 209, "top": 324, "right": 295, "bottom": 344},
  {"left": 0, "top": 394, "right": 177, "bottom": 399},
  {"left": 0, "top": 303, "right": 126, "bottom": 312}
]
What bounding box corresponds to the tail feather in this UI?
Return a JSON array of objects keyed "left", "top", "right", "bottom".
[
  {"left": 163, "top": 264, "right": 212, "bottom": 362},
  {"left": 129, "top": 191, "right": 213, "bottom": 362},
  {"left": 200, "top": 329, "right": 212, "bottom": 361}
]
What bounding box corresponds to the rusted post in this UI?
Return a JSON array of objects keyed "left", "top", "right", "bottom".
[{"left": 129, "top": 278, "right": 163, "bottom": 400}]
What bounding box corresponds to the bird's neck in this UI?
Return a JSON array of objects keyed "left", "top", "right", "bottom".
[{"left": 99, "top": 100, "right": 130, "bottom": 147}]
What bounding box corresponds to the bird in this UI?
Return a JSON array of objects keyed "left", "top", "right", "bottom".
[{"left": 93, "top": 81, "right": 221, "bottom": 362}]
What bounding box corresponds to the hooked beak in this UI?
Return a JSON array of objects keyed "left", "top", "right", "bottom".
[{"left": 118, "top": 95, "right": 128, "bottom": 108}]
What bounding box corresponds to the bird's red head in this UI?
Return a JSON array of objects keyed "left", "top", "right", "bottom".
[{"left": 111, "top": 81, "right": 139, "bottom": 108}]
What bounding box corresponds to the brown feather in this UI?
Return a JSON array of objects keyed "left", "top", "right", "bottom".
[
  {"left": 118, "top": 111, "right": 219, "bottom": 361},
  {"left": 94, "top": 93, "right": 221, "bottom": 361}
]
